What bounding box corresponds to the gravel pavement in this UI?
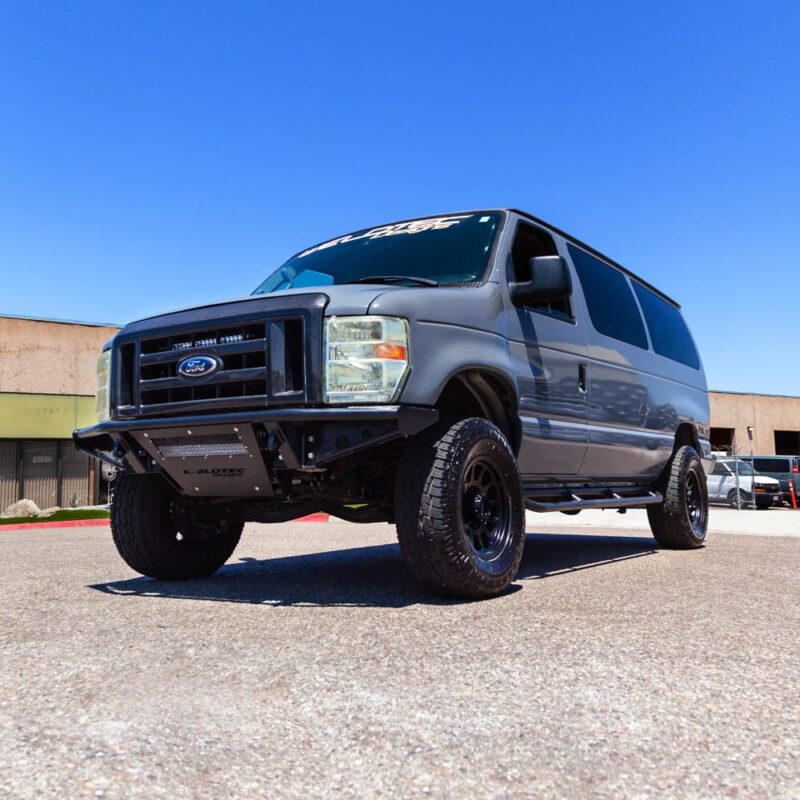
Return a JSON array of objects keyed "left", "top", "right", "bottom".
[{"left": 1, "top": 519, "right": 798, "bottom": 799}]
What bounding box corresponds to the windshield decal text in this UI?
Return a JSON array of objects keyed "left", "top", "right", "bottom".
[{"left": 297, "top": 215, "right": 473, "bottom": 258}]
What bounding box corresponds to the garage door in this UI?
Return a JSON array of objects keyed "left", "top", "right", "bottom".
[
  {"left": 60, "top": 441, "right": 90, "bottom": 506},
  {"left": 21, "top": 441, "right": 59, "bottom": 509},
  {"left": 0, "top": 441, "right": 18, "bottom": 510}
]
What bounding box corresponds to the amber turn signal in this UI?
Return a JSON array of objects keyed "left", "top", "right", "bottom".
[{"left": 375, "top": 343, "right": 408, "bottom": 360}]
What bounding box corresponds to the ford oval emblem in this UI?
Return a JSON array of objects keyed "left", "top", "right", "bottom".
[{"left": 177, "top": 355, "right": 220, "bottom": 379}]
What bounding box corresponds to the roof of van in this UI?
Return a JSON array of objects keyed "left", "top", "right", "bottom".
[{"left": 509, "top": 209, "right": 680, "bottom": 309}]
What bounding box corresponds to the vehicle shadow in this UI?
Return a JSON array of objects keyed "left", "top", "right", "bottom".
[{"left": 88, "top": 532, "right": 659, "bottom": 608}]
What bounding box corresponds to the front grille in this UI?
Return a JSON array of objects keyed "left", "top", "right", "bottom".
[
  {"left": 119, "top": 319, "right": 308, "bottom": 416},
  {"left": 112, "top": 293, "right": 328, "bottom": 418},
  {"left": 137, "top": 322, "right": 268, "bottom": 414}
]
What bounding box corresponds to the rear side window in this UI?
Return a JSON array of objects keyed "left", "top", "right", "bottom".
[
  {"left": 567, "top": 244, "right": 648, "bottom": 349},
  {"left": 632, "top": 282, "right": 700, "bottom": 369},
  {"left": 752, "top": 458, "right": 790, "bottom": 473}
]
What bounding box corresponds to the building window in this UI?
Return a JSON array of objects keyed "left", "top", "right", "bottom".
[
  {"left": 710, "top": 427, "right": 735, "bottom": 453},
  {"left": 774, "top": 430, "right": 800, "bottom": 456}
]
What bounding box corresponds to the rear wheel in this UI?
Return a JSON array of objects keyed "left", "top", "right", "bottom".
[
  {"left": 647, "top": 445, "right": 708, "bottom": 549},
  {"left": 111, "top": 473, "right": 242, "bottom": 579},
  {"left": 395, "top": 418, "right": 525, "bottom": 599}
]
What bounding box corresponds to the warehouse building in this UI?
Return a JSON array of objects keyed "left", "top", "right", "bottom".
[
  {"left": 0, "top": 314, "right": 120, "bottom": 510},
  {"left": 709, "top": 391, "right": 800, "bottom": 455}
]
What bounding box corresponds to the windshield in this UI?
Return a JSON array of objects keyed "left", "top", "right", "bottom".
[
  {"left": 721, "top": 460, "right": 757, "bottom": 475},
  {"left": 252, "top": 212, "right": 502, "bottom": 294}
]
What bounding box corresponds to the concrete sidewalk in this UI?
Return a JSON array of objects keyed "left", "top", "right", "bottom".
[{"left": 527, "top": 506, "right": 799, "bottom": 536}]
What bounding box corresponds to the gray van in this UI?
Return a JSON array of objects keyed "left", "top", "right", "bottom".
[
  {"left": 75, "top": 209, "right": 712, "bottom": 598},
  {"left": 738, "top": 455, "right": 800, "bottom": 505}
]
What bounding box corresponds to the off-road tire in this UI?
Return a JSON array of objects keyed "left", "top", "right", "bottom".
[
  {"left": 111, "top": 473, "right": 242, "bottom": 580},
  {"left": 647, "top": 445, "right": 708, "bottom": 549},
  {"left": 395, "top": 418, "right": 525, "bottom": 599}
]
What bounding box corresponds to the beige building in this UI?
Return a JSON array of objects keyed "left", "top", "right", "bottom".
[
  {"left": 710, "top": 391, "right": 800, "bottom": 455},
  {"left": 0, "top": 315, "right": 120, "bottom": 509}
]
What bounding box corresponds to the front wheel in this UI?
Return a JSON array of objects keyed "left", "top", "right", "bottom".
[
  {"left": 394, "top": 418, "right": 525, "bottom": 599},
  {"left": 111, "top": 473, "right": 243, "bottom": 579},
  {"left": 647, "top": 445, "right": 708, "bottom": 549},
  {"left": 727, "top": 489, "right": 750, "bottom": 509}
]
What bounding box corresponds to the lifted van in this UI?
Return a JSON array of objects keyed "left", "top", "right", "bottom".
[{"left": 75, "top": 210, "right": 712, "bottom": 598}]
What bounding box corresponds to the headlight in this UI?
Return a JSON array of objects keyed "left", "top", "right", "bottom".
[
  {"left": 95, "top": 350, "right": 111, "bottom": 422},
  {"left": 324, "top": 316, "right": 410, "bottom": 404}
]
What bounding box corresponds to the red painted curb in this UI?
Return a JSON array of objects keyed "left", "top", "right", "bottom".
[
  {"left": 0, "top": 518, "right": 111, "bottom": 531},
  {"left": 1, "top": 513, "right": 331, "bottom": 531}
]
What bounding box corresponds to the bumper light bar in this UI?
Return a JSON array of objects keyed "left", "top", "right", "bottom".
[{"left": 154, "top": 440, "right": 250, "bottom": 458}]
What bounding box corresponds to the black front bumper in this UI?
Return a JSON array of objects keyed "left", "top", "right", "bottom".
[{"left": 74, "top": 405, "right": 438, "bottom": 496}]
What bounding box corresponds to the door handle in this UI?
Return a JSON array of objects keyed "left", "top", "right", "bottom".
[{"left": 578, "top": 363, "right": 587, "bottom": 393}]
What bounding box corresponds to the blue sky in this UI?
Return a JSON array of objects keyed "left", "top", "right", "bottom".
[{"left": 1, "top": 1, "right": 798, "bottom": 394}]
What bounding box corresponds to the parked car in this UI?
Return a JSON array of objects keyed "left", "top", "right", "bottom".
[
  {"left": 736, "top": 455, "right": 800, "bottom": 506},
  {"left": 75, "top": 209, "right": 712, "bottom": 598},
  {"left": 707, "top": 458, "right": 782, "bottom": 508}
]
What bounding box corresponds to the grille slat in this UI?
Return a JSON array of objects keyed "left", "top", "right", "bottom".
[
  {"left": 136, "top": 395, "right": 270, "bottom": 417},
  {"left": 136, "top": 321, "right": 274, "bottom": 415},
  {"left": 140, "top": 367, "right": 268, "bottom": 393},
  {"left": 139, "top": 338, "right": 267, "bottom": 366}
]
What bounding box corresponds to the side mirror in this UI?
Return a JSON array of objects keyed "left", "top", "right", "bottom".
[{"left": 509, "top": 255, "right": 572, "bottom": 307}]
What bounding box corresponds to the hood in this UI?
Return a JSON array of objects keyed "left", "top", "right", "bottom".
[
  {"left": 130, "top": 284, "right": 410, "bottom": 325},
  {"left": 754, "top": 476, "right": 781, "bottom": 486}
]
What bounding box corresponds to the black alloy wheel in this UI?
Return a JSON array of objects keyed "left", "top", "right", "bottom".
[
  {"left": 685, "top": 469, "right": 707, "bottom": 535},
  {"left": 461, "top": 454, "right": 514, "bottom": 563}
]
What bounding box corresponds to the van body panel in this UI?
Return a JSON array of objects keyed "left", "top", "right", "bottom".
[{"left": 556, "top": 233, "right": 708, "bottom": 479}]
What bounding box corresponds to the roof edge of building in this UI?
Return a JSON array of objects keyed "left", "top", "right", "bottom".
[
  {"left": 711, "top": 389, "right": 800, "bottom": 401},
  {"left": 0, "top": 312, "right": 121, "bottom": 328}
]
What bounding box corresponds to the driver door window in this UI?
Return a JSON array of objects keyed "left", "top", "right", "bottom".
[{"left": 510, "top": 223, "right": 572, "bottom": 322}]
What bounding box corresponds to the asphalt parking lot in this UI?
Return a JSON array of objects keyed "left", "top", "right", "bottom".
[{"left": 1, "top": 514, "right": 798, "bottom": 799}]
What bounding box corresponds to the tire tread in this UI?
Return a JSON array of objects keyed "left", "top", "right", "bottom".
[
  {"left": 395, "top": 418, "right": 524, "bottom": 598},
  {"left": 111, "top": 474, "right": 242, "bottom": 579},
  {"left": 647, "top": 445, "right": 707, "bottom": 549}
]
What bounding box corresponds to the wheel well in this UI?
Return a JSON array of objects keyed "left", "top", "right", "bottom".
[
  {"left": 674, "top": 423, "right": 700, "bottom": 454},
  {"left": 434, "top": 371, "right": 517, "bottom": 448}
]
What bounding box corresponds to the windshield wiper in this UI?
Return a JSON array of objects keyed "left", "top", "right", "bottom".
[{"left": 348, "top": 275, "right": 438, "bottom": 287}]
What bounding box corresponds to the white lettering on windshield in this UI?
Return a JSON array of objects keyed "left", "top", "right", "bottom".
[{"left": 297, "top": 215, "right": 474, "bottom": 258}]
